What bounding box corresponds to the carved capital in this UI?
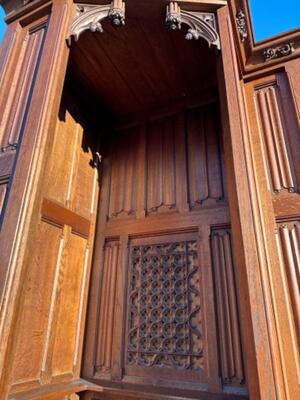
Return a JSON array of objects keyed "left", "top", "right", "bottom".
[
  {"left": 67, "top": 0, "right": 125, "bottom": 45},
  {"left": 166, "top": 1, "right": 220, "bottom": 50},
  {"left": 236, "top": 9, "right": 248, "bottom": 42},
  {"left": 264, "top": 43, "right": 295, "bottom": 61}
]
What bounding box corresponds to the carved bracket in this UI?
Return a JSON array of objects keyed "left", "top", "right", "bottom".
[
  {"left": 264, "top": 43, "right": 295, "bottom": 61},
  {"left": 67, "top": 0, "right": 125, "bottom": 45},
  {"left": 236, "top": 9, "right": 248, "bottom": 42},
  {"left": 166, "top": 1, "right": 220, "bottom": 50}
]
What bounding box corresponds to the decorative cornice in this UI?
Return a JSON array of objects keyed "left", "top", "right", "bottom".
[
  {"left": 166, "top": 1, "right": 220, "bottom": 50},
  {"left": 67, "top": 0, "right": 125, "bottom": 45},
  {"left": 236, "top": 9, "right": 248, "bottom": 42},
  {"left": 264, "top": 42, "right": 295, "bottom": 61}
]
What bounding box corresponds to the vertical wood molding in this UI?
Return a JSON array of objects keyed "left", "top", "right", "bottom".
[
  {"left": 217, "top": 6, "right": 278, "bottom": 399},
  {"left": 95, "top": 240, "right": 120, "bottom": 375},
  {"left": 187, "top": 106, "right": 225, "bottom": 208},
  {"left": 211, "top": 228, "right": 245, "bottom": 386},
  {"left": 276, "top": 222, "right": 300, "bottom": 341},
  {"left": 136, "top": 125, "right": 146, "bottom": 219},
  {"left": 254, "top": 80, "right": 298, "bottom": 194},
  {"left": 175, "top": 112, "right": 189, "bottom": 213}
]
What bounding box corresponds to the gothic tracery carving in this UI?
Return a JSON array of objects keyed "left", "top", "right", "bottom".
[
  {"left": 128, "top": 240, "right": 204, "bottom": 370},
  {"left": 166, "top": 1, "right": 220, "bottom": 50},
  {"left": 67, "top": 0, "right": 125, "bottom": 45}
]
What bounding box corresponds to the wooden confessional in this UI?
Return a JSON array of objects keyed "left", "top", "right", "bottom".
[{"left": 0, "top": 1, "right": 299, "bottom": 400}]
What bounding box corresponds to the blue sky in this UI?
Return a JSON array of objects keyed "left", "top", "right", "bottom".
[
  {"left": 250, "top": 0, "right": 300, "bottom": 41},
  {"left": 0, "top": 1, "right": 299, "bottom": 43}
]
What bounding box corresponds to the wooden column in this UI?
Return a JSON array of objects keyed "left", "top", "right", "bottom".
[
  {"left": 218, "top": 3, "right": 300, "bottom": 400},
  {"left": 0, "top": 1, "right": 74, "bottom": 398}
]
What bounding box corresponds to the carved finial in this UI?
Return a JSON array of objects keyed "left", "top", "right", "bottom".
[
  {"left": 108, "top": 0, "right": 126, "bottom": 26},
  {"left": 264, "top": 43, "right": 295, "bottom": 61},
  {"left": 67, "top": 0, "right": 125, "bottom": 45},
  {"left": 166, "top": 1, "right": 182, "bottom": 30},
  {"left": 236, "top": 9, "right": 248, "bottom": 42},
  {"left": 165, "top": 1, "right": 220, "bottom": 50}
]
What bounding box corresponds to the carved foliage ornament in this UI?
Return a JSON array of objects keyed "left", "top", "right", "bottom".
[
  {"left": 166, "top": 2, "right": 220, "bottom": 50},
  {"left": 264, "top": 43, "right": 295, "bottom": 61},
  {"left": 236, "top": 9, "right": 248, "bottom": 42},
  {"left": 67, "top": 0, "right": 125, "bottom": 45}
]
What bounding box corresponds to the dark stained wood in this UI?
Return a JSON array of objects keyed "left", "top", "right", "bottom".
[
  {"left": 83, "top": 102, "right": 246, "bottom": 398},
  {"left": 67, "top": 4, "right": 217, "bottom": 120}
]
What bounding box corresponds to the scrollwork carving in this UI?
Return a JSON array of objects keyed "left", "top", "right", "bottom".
[
  {"left": 264, "top": 43, "right": 295, "bottom": 61},
  {"left": 67, "top": 0, "right": 125, "bottom": 45},
  {"left": 236, "top": 10, "right": 248, "bottom": 42},
  {"left": 166, "top": 1, "right": 220, "bottom": 50}
]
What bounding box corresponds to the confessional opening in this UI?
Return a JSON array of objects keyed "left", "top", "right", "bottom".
[{"left": 60, "top": 2, "right": 248, "bottom": 398}]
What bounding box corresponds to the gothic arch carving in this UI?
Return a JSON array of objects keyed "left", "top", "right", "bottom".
[
  {"left": 166, "top": 2, "right": 220, "bottom": 50},
  {"left": 67, "top": 0, "right": 125, "bottom": 45}
]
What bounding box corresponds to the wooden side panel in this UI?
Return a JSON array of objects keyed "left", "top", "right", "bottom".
[
  {"left": 244, "top": 66, "right": 300, "bottom": 399},
  {"left": 211, "top": 228, "right": 245, "bottom": 387},
  {"left": 11, "top": 222, "right": 62, "bottom": 387},
  {"left": 0, "top": 19, "right": 47, "bottom": 222},
  {"left": 9, "top": 95, "right": 99, "bottom": 394}
]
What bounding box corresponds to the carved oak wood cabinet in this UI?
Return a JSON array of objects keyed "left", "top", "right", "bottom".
[{"left": 0, "top": 1, "right": 299, "bottom": 399}]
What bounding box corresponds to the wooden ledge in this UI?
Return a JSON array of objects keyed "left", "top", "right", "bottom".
[
  {"left": 9, "top": 379, "right": 248, "bottom": 400},
  {"left": 41, "top": 198, "right": 91, "bottom": 238},
  {"left": 8, "top": 379, "right": 90, "bottom": 400}
]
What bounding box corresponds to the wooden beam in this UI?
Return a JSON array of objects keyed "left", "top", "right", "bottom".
[{"left": 41, "top": 198, "right": 91, "bottom": 238}]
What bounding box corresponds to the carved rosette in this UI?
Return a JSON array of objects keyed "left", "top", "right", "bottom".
[
  {"left": 67, "top": 0, "right": 125, "bottom": 45},
  {"left": 166, "top": 1, "right": 220, "bottom": 50},
  {"left": 264, "top": 43, "right": 295, "bottom": 61}
]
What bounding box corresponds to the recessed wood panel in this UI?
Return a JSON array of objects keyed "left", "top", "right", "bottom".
[
  {"left": 104, "top": 104, "right": 227, "bottom": 223},
  {"left": 211, "top": 228, "right": 245, "bottom": 387},
  {"left": 187, "top": 106, "right": 225, "bottom": 208},
  {"left": 254, "top": 76, "right": 300, "bottom": 195},
  {"left": 276, "top": 221, "right": 300, "bottom": 340},
  {"left": 11, "top": 221, "right": 62, "bottom": 386},
  {"left": 72, "top": 130, "right": 97, "bottom": 219},
  {"left": 108, "top": 129, "right": 139, "bottom": 220},
  {"left": 146, "top": 117, "right": 176, "bottom": 214},
  {"left": 0, "top": 23, "right": 47, "bottom": 148},
  {"left": 45, "top": 109, "right": 82, "bottom": 205},
  {"left": 51, "top": 231, "right": 88, "bottom": 377}
]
